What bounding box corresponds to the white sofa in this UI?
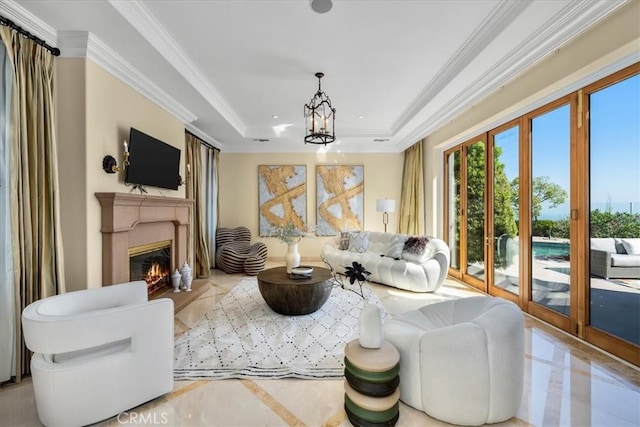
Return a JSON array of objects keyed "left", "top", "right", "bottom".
[
  {"left": 590, "top": 238, "right": 640, "bottom": 279},
  {"left": 321, "top": 231, "right": 450, "bottom": 292}
]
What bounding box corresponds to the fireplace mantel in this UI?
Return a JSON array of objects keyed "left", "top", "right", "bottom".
[{"left": 96, "top": 192, "right": 194, "bottom": 286}]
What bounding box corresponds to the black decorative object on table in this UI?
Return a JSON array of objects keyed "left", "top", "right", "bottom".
[{"left": 343, "top": 261, "right": 371, "bottom": 299}]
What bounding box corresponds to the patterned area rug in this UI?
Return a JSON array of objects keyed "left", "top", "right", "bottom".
[{"left": 174, "top": 277, "right": 388, "bottom": 380}]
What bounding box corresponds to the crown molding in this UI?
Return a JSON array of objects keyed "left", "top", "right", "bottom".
[
  {"left": 185, "top": 123, "right": 223, "bottom": 150},
  {"left": 396, "top": 0, "right": 627, "bottom": 151},
  {"left": 107, "top": 0, "right": 247, "bottom": 136},
  {"left": 56, "top": 31, "right": 89, "bottom": 57},
  {"left": 1, "top": 2, "right": 196, "bottom": 125},
  {"left": 434, "top": 50, "right": 640, "bottom": 154},
  {"left": 391, "top": 0, "right": 529, "bottom": 134},
  {"left": 0, "top": 0, "right": 56, "bottom": 46},
  {"left": 57, "top": 31, "right": 197, "bottom": 124}
]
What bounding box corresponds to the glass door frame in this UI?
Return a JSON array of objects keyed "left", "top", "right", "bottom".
[
  {"left": 522, "top": 96, "right": 577, "bottom": 333},
  {"left": 443, "top": 146, "right": 462, "bottom": 281},
  {"left": 443, "top": 137, "right": 488, "bottom": 292},
  {"left": 486, "top": 119, "right": 524, "bottom": 306},
  {"left": 580, "top": 64, "right": 640, "bottom": 365}
]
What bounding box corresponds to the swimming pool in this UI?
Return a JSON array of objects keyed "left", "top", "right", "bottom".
[{"left": 532, "top": 241, "right": 570, "bottom": 258}]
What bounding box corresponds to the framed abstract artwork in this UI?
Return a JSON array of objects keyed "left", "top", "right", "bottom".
[
  {"left": 316, "top": 165, "right": 364, "bottom": 236},
  {"left": 258, "top": 165, "right": 307, "bottom": 236}
]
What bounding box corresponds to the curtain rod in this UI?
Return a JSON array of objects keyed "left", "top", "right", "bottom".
[
  {"left": 0, "top": 15, "right": 60, "bottom": 56},
  {"left": 186, "top": 130, "right": 220, "bottom": 152}
]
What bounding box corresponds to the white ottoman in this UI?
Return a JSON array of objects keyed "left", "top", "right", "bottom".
[{"left": 383, "top": 296, "right": 524, "bottom": 426}]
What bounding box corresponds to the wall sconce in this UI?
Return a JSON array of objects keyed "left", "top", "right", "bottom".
[
  {"left": 178, "top": 163, "right": 191, "bottom": 186},
  {"left": 102, "top": 141, "right": 130, "bottom": 174},
  {"left": 376, "top": 198, "right": 396, "bottom": 233}
]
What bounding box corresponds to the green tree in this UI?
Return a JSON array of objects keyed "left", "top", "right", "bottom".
[
  {"left": 493, "top": 148, "right": 518, "bottom": 239},
  {"left": 466, "top": 143, "right": 485, "bottom": 264},
  {"left": 464, "top": 143, "right": 517, "bottom": 264},
  {"left": 511, "top": 176, "right": 567, "bottom": 221}
]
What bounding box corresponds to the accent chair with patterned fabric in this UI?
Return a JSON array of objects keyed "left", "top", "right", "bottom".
[{"left": 216, "top": 226, "right": 268, "bottom": 275}]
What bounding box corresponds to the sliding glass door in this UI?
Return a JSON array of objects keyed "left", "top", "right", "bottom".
[
  {"left": 444, "top": 138, "right": 488, "bottom": 291},
  {"left": 443, "top": 63, "right": 640, "bottom": 365},
  {"left": 584, "top": 70, "right": 640, "bottom": 359},
  {"left": 489, "top": 123, "right": 520, "bottom": 299},
  {"left": 445, "top": 149, "right": 461, "bottom": 276},
  {"left": 465, "top": 139, "right": 487, "bottom": 288},
  {"left": 528, "top": 102, "right": 572, "bottom": 325}
]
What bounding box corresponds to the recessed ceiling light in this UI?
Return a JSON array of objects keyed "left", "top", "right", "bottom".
[
  {"left": 310, "top": 0, "right": 332, "bottom": 14},
  {"left": 272, "top": 115, "right": 279, "bottom": 119},
  {"left": 373, "top": 138, "right": 389, "bottom": 142},
  {"left": 253, "top": 138, "right": 270, "bottom": 143},
  {"left": 357, "top": 115, "right": 364, "bottom": 119}
]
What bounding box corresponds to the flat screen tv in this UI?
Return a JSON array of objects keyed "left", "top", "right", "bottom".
[{"left": 125, "top": 128, "right": 181, "bottom": 191}]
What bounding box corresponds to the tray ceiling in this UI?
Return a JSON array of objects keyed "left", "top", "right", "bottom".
[{"left": 2, "top": 0, "right": 627, "bottom": 152}]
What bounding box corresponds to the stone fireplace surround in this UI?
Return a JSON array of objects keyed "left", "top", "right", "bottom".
[{"left": 96, "top": 193, "right": 194, "bottom": 286}]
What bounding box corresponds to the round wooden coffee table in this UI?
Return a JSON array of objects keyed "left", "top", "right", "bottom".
[{"left": 257, "top": 266, "right": 333, "bottom": 315}]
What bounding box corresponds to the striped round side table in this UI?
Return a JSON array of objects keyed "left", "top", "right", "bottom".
[{"left": 344, "top": 339, "right": 400, "bottom": 426}]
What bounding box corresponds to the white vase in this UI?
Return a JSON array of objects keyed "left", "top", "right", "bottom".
[
  {"left": 180, "top": 262, "right": 192, "bottom": 290},
  {"left": 285, "top": 242, "right": 300, "bottom": 274},
  {"left": 171, "top": 269, "right": 182, "bottom": 293},
  {"left": 359, "top": 298, "right": 383, "bottom": 349},
  {"left": 182, "top": 274, "right": 193, "bottom": 292}
]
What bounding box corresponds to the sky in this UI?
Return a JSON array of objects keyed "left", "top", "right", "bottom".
[{"left": 498, "top": 73, "right": 639, "bottom": 220}]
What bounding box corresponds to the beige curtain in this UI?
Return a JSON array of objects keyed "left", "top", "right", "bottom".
[
  {"left": 398, "top": 139, "right": 425, "bottom": 235},
  {"left": 1, "top": 27, "right": 66, "bottom": 381},
  {"left": 185, "top": 132, "right": 211, "bottom": 277}
]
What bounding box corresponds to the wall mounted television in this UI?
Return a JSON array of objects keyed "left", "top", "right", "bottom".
[{"left": 125, "top": 128, "right": 181, "bottom": 191}]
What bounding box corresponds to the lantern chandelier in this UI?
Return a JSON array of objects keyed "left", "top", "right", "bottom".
[{"left": 304, "top": 72, "right": 336, "bottom": 145}]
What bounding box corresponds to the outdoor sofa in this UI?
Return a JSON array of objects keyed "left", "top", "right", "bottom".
[{"left": 590, "top": 238, "right": 640, "bottom": 279}]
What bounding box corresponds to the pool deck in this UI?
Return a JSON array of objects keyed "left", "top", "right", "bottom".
[{"left": 494, "top": 255, "right": 639, "bottom": 346}]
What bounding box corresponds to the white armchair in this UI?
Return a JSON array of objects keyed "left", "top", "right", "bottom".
[
  {"left": 21, "top": 281, "right": 174, "bottom": 427},
  {"left": 383, "top": 296, "right": 524, "bottom": 425}
]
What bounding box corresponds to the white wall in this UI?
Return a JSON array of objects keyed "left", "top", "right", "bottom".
[
  {"left": 57, "top": 58, "right": 186, "bottom": 290},
  {"left": 219, "top": 152, "right": 404, "bottom": 261}
]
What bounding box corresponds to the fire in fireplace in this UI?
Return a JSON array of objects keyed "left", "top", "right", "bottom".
[{"left": 129, "top": 240, "right": 172, "bottom": 295}]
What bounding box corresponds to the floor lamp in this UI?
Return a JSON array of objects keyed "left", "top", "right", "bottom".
[{"left": 376, "top": 199, "right": 396, "bottom": 233}]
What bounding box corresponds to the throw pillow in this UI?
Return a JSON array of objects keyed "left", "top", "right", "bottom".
[
  {"left": 348, "top": 232, "right": 369, "bottom": 253},
  {"left": 385, "top": 236, "right": 406, "bottom": 259},
  {"left": 620, "top": 238, "right": 640, "bottom": 255},
  {"left": 401, "top": 236, "right": 431, "bottom": 263},
  {"left": 403, "top": 236, "right": 429, "bottom": 254},
  {"left": 339, "top": 232, "right": 350, "bottom": 250},
  {"left": 614, "top": 238, "right": 627, "bottom": 254}
]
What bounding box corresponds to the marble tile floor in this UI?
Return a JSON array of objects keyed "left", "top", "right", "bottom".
[{"left": 1, "top": 261, "right": 639, "bottom": 427}]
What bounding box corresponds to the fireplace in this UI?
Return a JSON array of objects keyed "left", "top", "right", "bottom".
[
  {"left": 129, "top": 240, "right": 172, "bottom": 295},
  {"left": 96, "top": 192, "right": 194, "bottom": 287}
]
